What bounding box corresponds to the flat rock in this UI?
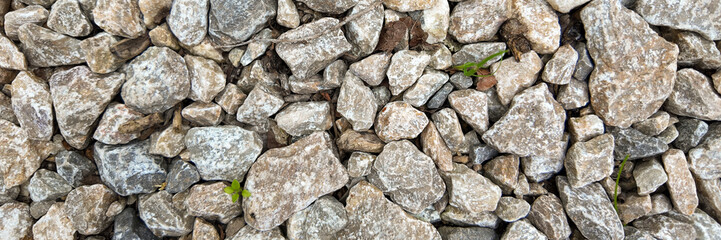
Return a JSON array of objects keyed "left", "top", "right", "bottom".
[
  {"left": 482, "top": 84, "right": 566, "bottom": 158},
  {"left": 528, "top": 194, "right": 571, "bottom": 240},
  {"left": 438, "top": 226, "right": 497, "bottom": 240},
  {"left": 335, "top": 181, "right": 441, "bottom": 239},
  {"left": 557, "top": 176, "right": 623, "bottom": 240},
  {"left": 670, "top": 31, "right": 721, "bottom": 69},
  {"left": 64, "top": 184, "right": 118, "bottom": 235},
  {"left": 181, "top": 102, "right": 222, "bottom": 126},
  {"left": 50, "top": 66, "right": 124, "bottom": 149},
  {"left": 421, "top": 122, "right": 454, "bottom": 172},
  {"left": 512, "top": 0, "right": 560, "bottom": 54},
  {"left": 0, "top": 119, "right": 42, "bottom": 188},
  {"left": 92, "top": 0, "right": 145, "bottom": 38},
  {"left": 495, "top": 197, "right": 530, "bottom": 222},
  {"left": 432, "top": 108, "right": 466, "bottom": 154},
  {"left": 451, "top": 42, "right": 506, "bottom": 67},
  {"left": 121, "top": 47, "right": 190, "bottom": 114},
  {"left": 440, "top": 206, "right": 501, "bottom": 228},
  {"left": 403, "top": 69, "right": 449, "bottom": 107},
  {"left": 427, "top": 82, "right": 453, "bottom": 109},
  {"left": 33, "top": 202, "right": 75, "bottom": 240},
  {"left": 207, "top": 0, "right": 275, "bottom": 48},
  {"left": 368, "top": 140, "right": 445, "bottom": 214},
  {"left": 441, "top": 163, "right": 501, "bottom": 213},
  {"left": 386, "top": 50, "right": 431, "bottom": 95},
  {"left": 139, "top": 191, "right": 193, "bottom": 237},
  {"left": 4, "top": 5, "right": 49, "bottom": 40},
  {"left": 18, "top": 24, "right": 84, "bottom": 67},
  {"left": 448, "top": 89, "right": 489, "bottom": 134},
  {"left": 287, "top": 195, "right": 348, "bottom": 239},
  {"left": 94, "top": 140, "right": 167, "bottom": 196},
  {"left": 167, "top": 0, "right": 208, "bottom": 46},
  {"left": 113, "top": 208, "right": 158, "bottom": 240},
  {"left": 337, "top": 72, "right": 378, "bottom": 131},
  {"left": 337, "top": 130, "right": 385, "bottom": 153},
  {"left": 674, "top": 118, "right": 708, "bottom": 152},
  {"left": 375, "top": 101, "right": 429, "bottom": 142},
  {"left": 183, "top": 182, "right": 242, "bottom": 224},
  {"left": 55, "top": 150, "right": 96, "bottom": 187},
  {"left": 165, "top": 159, "right": 200, "bottom": 194},
  {"left": 633, "top": 213, "right": 696, "bottom": 240},
  {"left": 421, "top": 0, "right": 449, "bottom": 44},
  {"left": 650, "top": 194, "right": 673, "bottom": 215},
  {"left": 185, "top": 55, "right": 225, "bottom": 103},
  {"left": 658, "top": 124, "right": 680, "bottom": 144},
  {"left": 345, "top": 0, "right": 384, "bottom": 59},
  {"left": 542, "top": 44, "right": 577, "bottom": 84},
  {"left": 501, "top": 219, "right": 548, "bottom": 240},
  {"left": 665, "top": 68, "right": 721, "bottom": 121},
  {"left": 635, "top": 0, "right": 721, "bottom": 40},
  {"left": 349, "top": 52, "right": 391, "bottom": 86},
  {"left": 610, "top": 127, "right": 668, "bottom": 160},
  {"left": 149, "top": 125, "right": 189, "bottom": 158},
  {"left": 449, "top": 0, "right": 509, "bottom": 43},
  {"left": 236, "top": 84, "right": 284, "bottom": 126},
  {"left": 28, "top": 169, "right": 72, "bottom": 202},
  {"left": 546, "top": 0, "right": 590, "bottom": 13},
  {"left": 0, "top": 202, "right": 33, "bottom": 240},
  {"left": 92, "top": 103, "right": 144, "bottom": 145},
  {"left": 275, "top": 101, "right": 333, "bottom": 136},
  {"left": 565, "top": 134, "right": 615, "bottom": 188},
  {"left": 0, "top": 34, "right": 27, "bottom": 70},
  {"left": 80, "top": 33, "right": 125, "bottom": 74},
  {"left": 582, "top": 0, "right": 678, "bottom": 128},
  {"left": 276, "top": 0, "right": 299, "bottom": 28},
  {"left": 30, "top": 201, "right": 55, "bottom": 220},
  {"left": 11, "top": 71, "right": 53, "bottom": 141},
  {"left": 47, "top": 0, "right": 92, "bottom": 37},
  {"left": 634, "top": 158, "right": 668, "bottom": 195},
  {"left": 491, "top": 51, "right": 543, "bottom": 106},
  {"left": 557, "top": 78, "right": 590, "bottom": 110},
  {"left": 243, "top": 132, "right": 348, "bottom": 230},
  {"left": 277, "top": 18, "right": 352, "bottom": 80},
  {"left": 185, "top": 126, "right": 262, "bottom": 182}
]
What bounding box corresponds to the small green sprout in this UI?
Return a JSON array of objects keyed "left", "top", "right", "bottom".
[
  {"left": 613, "top": 154, "right": 630, "bottom": 214},
  {"left": 224, "top": 179, "right": 251, "bottom": 203},
  {"left": 454, "top": 49, "right": 509, "bottom": 77}
]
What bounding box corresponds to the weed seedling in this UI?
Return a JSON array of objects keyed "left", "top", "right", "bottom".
[
  {"left": 454, "top": 49, "right": 509, "bottom": 77},
  {"left": 613, "top": 155, "right": 630, "bottom": 214},
  {"left": 224, "top": 179, "right": 251, "bottom": 203}
]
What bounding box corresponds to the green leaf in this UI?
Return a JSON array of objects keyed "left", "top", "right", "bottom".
[
  {"left": 477, "top": 50, "right": 508, "bottom": 69},
  {"left": 241, "top": 189, "right": 251, "bottom": 198},
  {"left": 232, "top": 193, "right": 239, "bottom": 203},
  {"left": 232, "top": 179, "right": 240, "bottom": 190},
  {"left": 224, "top": 186, "right": 234, "bottom": 194}
]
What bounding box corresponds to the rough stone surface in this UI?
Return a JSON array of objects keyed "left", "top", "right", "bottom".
[
  {"left": 18, "top": 24, "right": 85, "bottom": 67},
  {"left": 236, "top": 84, "right": 284, "bottom": 127},
  {"left": 183, "top": 182, "right": 242, "bottom": 224},
  {"left": 674, "top": 118, "right": 708, "bottom": 152},
  {"left": 94, "top": 140, "right": 166, "bottom": 196},
  {"left": 650, "top": 194, "right": 673, "bottom": 215},
  {"left": 0, "top": 120, "right": 42, "bottom": 188},
  {"left": 337, "top": 130, "right": 385, "bottom": 153},
  {"left": 421, "top": 121, "right": 454, "bottom": 172},
  {"left": 33, "top": 202, "right": 75, "bottom": 240},
  {"left": 11, "top": 71, "right": 53, "bottom": 141},
  {"left": 546, "top": 0, "right": 590, "bottom": 13},
  {"left": 214, "top": 83, "right": 246, "bottom": 115},
  {"left": 633, "top": 213, "right": 697, "bottom": 240},
  {"left": 569, "top": 114, "right": 605, "bottom": 142},
  {"left": 512, "top": 0, "right": 560, "bottom": 54},
  {"left": 451, "top": 42, "right": 506, "bottom": 66},
  {"left": 501, "top": 219, "right": 548, "bottom": 240},
  {"left": 428, "top": 82, "right": 454, "bottom": 109},
  {"left": 92, "top": 103, "right": 144, "bottom": 145},
  {"left": 573, "top": 42, "right": 594, "bottom": 81},
  {"left": 696, "top": 178, "right": 721, "bottom": 223},
  {"left": 181, "top": 102, "right": 223, "bottom": 126},
  {"left": 64, "top": 184, "right": 118, "bottom": 235},
  {"left": 691, "top": 209, "right": 721, "bottom": 240},
  {"left": 28, "top": 169, "right": 72, "bottom": 202},
  {"left": 665, "top": 69, "right": 721, "bottom": 121},
  {"left": 661, "top": 149, "right": 699, "bottom": 215},
  {"left": 167, "top": 0, "right": 208, "bottom": 46},
  {"left": 208, "top": 0, "right": 275, "bottom": 48},
  {"left": 633, "top": 111, "right": 670, "bottom": 136},
  {"left": 482, "top": 84, "right": 565, "bottom": 158},
  {"left": 432, "top": 108, "right": 466, "bottom": 154},
  {"left": 617, "top": 193, "right": 653, "bottom": 224},
  {"left": 557, "top": 78, "right": 590, "bottom": 110},
  {"left": 47, "top": 0, "right": 92, "bottom": 37},
  {"left": 185, "top": 126, "right": 262, "bottom": 182},
  {"left": 469, "top": 144, "right": 499, "bottom": 165},
  {"left": 449, "top": 73, "right": 472, "bottom": 89},
  {"left": 165, "top": 159, "right": 200, "bottom": 194},
  {"left": 495, "top": 197, "right": 530, "bottom": 222},
  {"left": 440, "top": 206, "right": 500, "bottom": 228},
  {"left": 80, "top": 33, "right": 125, "bottom": 74},
  {"left": 193, "top": 218, "right": 219, "bottom": 240},
  {"left": 375, "top": 101, "right": 430, "bottom": 142},
  {"left": 610, "top": 127, "right": 669, "bottom": 160},
  {"left": 565, "top": 134, "right": 615, "bottom": 188},
  {"left": 404, "top": 69, "right": 449, "bottom": 107},
  {"left": 0, "top": 202, "right": 33, "bottom": 240},
  {"left": 275, "top": 101, "right": 333, "bottom": 136},
  {"left": 386, "top": 50, "right": 431, "bottom": 95},
  {"left": 0, "top": 33, "right": 27, "bottom": 70},
  {"left": 149, "top": 125, "right": 189, "bottom": 158},
  {"left": 0, "top": 93, "right": 17, "bottom": 125},
  {"left": 243, "top": 132, "right": 348, "bottom": 230},
  {"left": 349, "top": 52, "right": 391, "bottom": 86},
  {"left": 528, "top": 194, "right": 571, "bottom": 240},
  {"left": 449, "top": 0, "right": 509, "bottom": 43},
  {"left": 368, "top": 140, "right": 445, "bottom": 214},
  {"left": 149, "top": 24, "right": 181, "bottom": 51},
  {"left": 421, "top": 0, "right": 449, "bottom": 44},
  {"left": 138, "top": 191, "right": 193, "bottom": 237},
  {"left": 346, "top": 152, "right": 376, "bottom": 178},
  {"left": 287, "top": 195, "right": 347, "bottom": 239},
  {"left": 55, "top": 150, "right": 96, "bottom": 187},
  {"left": 448, "top": 89, "right": 489, "bottom": 134},
  {"left": 557, "top": 176, "right": 624, "bottom": 240},
  {"left": 240, "top": 29, "right": 273, "bottom": 66},
  {"left": 228, "top": 226, "right": 284, "bottom": 240},
  {"left": 441, "top": 163, "right": 501, "bottom": 213},
  {"left": 483, "top": 155, "right": 520, "bottom": 194},
  {"left": 670, "top": 31, "right": 721, "bottom": 69},
  {"left": 92, "top": 0, "right": 145, "bottom": 38},
  {"left": 582, "top": 0, "right": 679, "bottom": 128},
  {"left": 635, "top": 0, "right": 721, "bottom": 41},
  {"left": 277, "top": 0, "right": 299, "bottom": 28},
  {"left": 138, "top": 0, "right": 172, "bottom": 28},
  {"left": 491, "top": 51, "right": 543, "bottom": 106},
  {"left": 542, "top": 44, "right": 577, "bottom": 84},
  {"left": 345, "top": 0, "right": 383, "bottom": 59},
  {"left": 437, "top": 226, "right": 498, "bottom": 240},
  {"left": 185, "top": 55, "right": 225, "bottom": 103},
  {"left": 335, "top": 181, "right": 442, "bottom": 239},
  {"left": 4, "top": 5, "right": 49, "bottom": 40},
  {"left": 121, "top": 47, "right": 190, "bottom": 114},
  {"left": 634, "top": 158, "right": 668, "bottom": 195},
  {"left": 277, "top": 18, "right": 352, "bottom": 80}
]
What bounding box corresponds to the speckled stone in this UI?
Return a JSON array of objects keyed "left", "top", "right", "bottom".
[
  {"left": 138, "top": 191, "right": 193, "bottom": 237},
  {"left": 569, "top": 114, "right": 605, "bottom": 142},
  {"left": 121, "top": 47, "right": 190, "bottom": 114},
  {"left": 432, "top": 108, "right": 466, "bottom": 154},
  {"left": 440, "top": 206, "right": 500, "bottom": 228},
  {"left": 276, "top": 0, "right": 299, "bottom": 28},
  {"left": 501, "top": 219, "right": 548, "bottom": 240},
  {"left": 287, "top": 195, "right": 348, "bottom": 239},
  {"left": 80, "top": 33, "right": 125, "bottom": 74},
  {"left": 542, "top": 44, "right": 577, "bottom": 84},
  {"left": 573, "top": 42, "right": 594, "bottom": 81},
  {"left": 92, "top": 0, "right": 145, "bottom": 38},
  {"left": 483, "top": 155, "right": 520, "bottom": 194},
  {"left": 235, "top": 84, "right": 284, "bottom": 126},
  {"left": 183, "top": 182, "right": 241, "bottom": 224},
  {"left": 512, "top": 0, "right": 560, "bottom": 54},
  {"left": 4, "top": 5, "right": 49, "bottom": 40},
  {"left": 165, "top": 159, "right": 200, "bottom": 194},
  {"left": 94, "top": 140, "right": 167, "bottom": 196},
  {"left": 28, "top": 169, "right": 72, "bottom": 202},
  {"left": 92, "top": 103, "right": 144, "bottom": 145},
  {"left": 635, "top": 0, "right": 721, "bottom": 40},
  {"left": 618, "top": 193, "right": 653, "bottom": 224},
  {"left": 451, "top": 42, "right": 506, "bottom": 68},
  {"left": 0, "top": 119, "right": 42, "bottom": 188},
  {"left": 662, "top": 149, "right": 699, "bottom": 215},
  {"left": 181, "top": 102, "right": 223, "bottom": 126},
  {"left": 275, "top": 101, "right": 333, "bottom": 136},
  {"left": 240, "top": 28, "right": 272, "bottom": 66},
  {"left": 63, "top": 184, "right": 118, "bottom": 235},
  {"left": 633, "top": 158, "right": 668, "bottom": 195},
  {"left": 32, "top": 202, "right": 75, "bottom": 240},
  {"left": 528, "top": 194, "right": 571, "bottom": 239},
  {"left": 448, "top": 89, "right": 489, "bottom": 134},
  {"left": 55, "top": 150, "right": 96, "bottom": 187},
  {"left": 449, "top": 0, "right": 509, "bottom": 43},
  {"left": 420, "top": 0, "right": 449, "bottom": 44},
  {"left": 185, "top": 55, "right": 225, "bottom": 103},
  {"left": 404, "top": 69, "right": 449, "bottom": 107},
  {"left": 632, "top": 111, "right": 670, "bottom": 136},
  {"left": 167, "top": 0, "right": 208, "bottom": 46},
  {"left": 382, "top": 0, "right": 436, "bottom": 12},
  {"left": 149, "top": 125, "right": 189, "bottom": 158},
  {"left": 386, "top": 50, "right": 431, "bottom": 95},
  {"left": 47, "top": 0, "right": 92, "bottom": 37},
  {"left": 491, "top": 52, "right": 543, "bottom": 106},
  {"left": 138, "top": 0, "right": 172, "bottom": 28},
  {"left": 149, "top": 23, "right": 181, "bottom": 51},
  {"left": 346, "top": 152, "right": 376, "bottom": 178},
  {"left": 345, "top": 0, "right": 383, "bottom": 59},
  {"left": 610, "top": 127, "right": 668, "bottom": 160},
  {"left": 349, "top": 52, "right": 391, "bottom": 86},
  {"left": 665, "top": 68, "right": 721, "bottom": 121},
  {"left": 421, "top": 121, "right": 454, "bottom": 172},
  {"left": 441, "top": 163, "right": 501, "bottom": 213},
  {"left": 691, "top": 209, "right": 721, "bottom": 239},
  {"left": 192, "top": 218, "right": 219, "bottom": 240},
  {"left": 632, "top": 213, "right": 697, "bottom": 240},
  {"left": 277, "top": 18, "right": 352, "bottom": 80},
  {"left": 207, "top": 0, "right": 275, "bottom": 49},
  {"left": 557, "top": 78, "right": 590, "bottom": 110},
  {"left": 0, "top": 202, "right": 33, "bottom": 240},
  {"left": 337, "top": 130, "right": 385, "bottom": 153},
  {"left": 495, "top": 197, "right": 530, "bottom": 222},
  {"left": 214, "top": 83, "right": 246, "bottom": 115},
  {"left": 185, "top": 126, "right": 262, "bottom": 182},
  {"left": 670, "top": 31, "right": 721, "bottom": 69},
  {"left": 0, "top": 33, "right": 27, "bottom": 70},
  {"left": 375, "top": 101, "right": 430, "bottom": 142},
  {"left": 228, "top": 226, "right": 284, "bottom": 240},
  {"left": 11, "top": 71, "right": 53, "bottom": 141},
  {"left": 650, "top": 194, "right": 673, "bottom": 215},
  {"left": 557, "top": 177, "right": 623, "bottom": 240},
  {"left": 438, "top": 226, "right": 497, "bottom": 240},
  {"left": 18, "top": 24, "right": 85, "bottom": 67},
  {"left": 565, "top": 134, "right": 615, "bottom": 188}
]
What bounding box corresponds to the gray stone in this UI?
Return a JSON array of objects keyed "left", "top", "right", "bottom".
[
  {"left": 0, "top": 179, "right": 19, "bottom": 204},
  {"left": 572, "top": 42, "right": 594, "bottom": 81},
  {"left": 557, "top": 176, "right": 623, "bottom": 240},
  {"left": 335, "top": 181, "right": 442, "bottom": 239},
  {"left": 345, "top": 0, "right": 383, "bottom": 59},
  {"left": 542, "top": 44, "right": 577, "bottom": 85},
  {"left": 448, "top": 89, "right": 489, "bottom": 134},
  {"left": 632, "top": 111, "right": 670, "bottom": 136},
  {"left": 617, "top": 193, "right": 653, "bottom": 224},
  {"left": 64, "top": 184, "right": 118, "bottom": 235},
  {"left": 236, "top": 84, "right": 284, "bottom": 127},
  {"left": 181, "top": 102, "right": 223, "bottom": 126},
  {"left": 440, "top": 206, "right": 500, "bottom": 228},
  {"left": 349, "top": 52, "right": 391, "bottom": 86},
  {"left": 18, "top": 24, "right": 84, "bottom": 67},
  {"left": 47, "top": 0, "right": 92, "bottom": 37},
  {"left": 0, "top": 202, "right": 33, "bottom": 240},
  {"left": 183, "top": 182, "right": 241, "bottom": 224},
  {"left": 80, "top": 33, "right": 125, "bottom": 74},
  {"left": 92, "top": 103, "right": 144, "bottom": 145},
  {"left": 427, "top": 82, "right": 453, "bottom": 109},
  {"left": 346, "top": 152, "right": 376, "bottom": 178},
  {"left": 121, "top": 47, "right": 190, "bottom": 114},
  {"left": 428, "top": 44, "right": 452, "bottom": 70},
  {"left": 582, "top": 0, "right": 678, "bottom": 128},
  {"left": 404, "top": 69, "right": 449, "bottom": 107},
  {"left": 520, "top": 136, "right": 568, "bottom": 184},
  {"left": 451, "top": 42, "right": 506, "bottom": 66},
  {"left": 383, "top": 0, "right": 436, "bottom": 12},
  {"left": 421, "top": 121, "right": 454, "bottom": 172},
  {"left": 149, "top": 23, "right": 180, "bottom": 51},
  {"left": 634, "top": 158, "right": 668, "bottom": 195},
  {"left": 688, "top": 130, "right": 721, "bottom": 180},
  {"left": 240, "top": 28, "right": 272, "bottom": 66},
  {"left": 214, "top": 83, "right": 246, "bottom": 115},
  {"left": 691, "top": 209, "right": 721, "bottom": 240},
  {"left": 92, "top": 0, "right": 145, "bottom": 38},
  {"left": 469, "top": 144, "right": 498, "bottom": 165},
  {"left": 11, "top": 71, "right": 53, "bottom": 141},
  {"left": 387, "top": 50, "right": 431, "bottom": 95},
  {"left": 185, "top": 126, "right": 262, "bottom": 182},
  {"left": 437, "top": 226, "right": 498, "bottom": 240},
  {"left": 375, "top": 101, "right": 429, "bottom": 142},
  {"left": 650, "top": 194, "right": 673, "bottom": 215},
  {"left": 208, "top": 0, "right": 275, "bottom": 48},
  {"left": 277, "top": 18, "right": 352, "bottom": 80},
  {"left": 546, "top": 0, "right": 590, "bottom": 13},
  {"left": 113, "top": 208, "right": 158, "bottom": 240},
  {"left": 149, "top": 125, "right": 189, "bottom": 158},
  {"left": 432, "top": 108, "right": 466, "bottom": 154},
  {"left": 449, "top": 0, "right": 509, "bottom": 43},
  {"left": 138, "top": 191, "right": 193, "bottom": 237},
  {"left": 635, "top": 0, "right": 721, "bottom": 40},
  {"left": 0, "top": 119, "right": 42, "bottom": 188},
  {"left": 528, "top": 194, "right": 571, "bottom": 240},
  {"left": 501, "top": 219, "right": 548, "bottom": 240},
  {"left": 491, "top": 52, "right": 543, "bottom": 106},
  {"left": 483, "top": 155, "right": 520, "bottom": 194},
  {"left": 28, "top": 169, "right": 72, "bottom": 202},
  {"left": 623, "top": 226, "right": 656, "bottom": 240},
  {"left": 298, "top": 0, "right": 355, "bottom": 14},
  {"left": 0, "top": 93, "right": 18, "bottom": 125},
  {"left": 696, "top": 177, "right": 721, "bottom": 223},
  {"left": 442, "top": 163, "right": 501, "bottom": 213},
  {"left": 511, "top": 0, "right": 560, "bottom": 54},
  {"left": 610, "top": 127, "right": 668, "bottom": 160},
  {"left": 323, "top": 60, "right": 347, "bottom": 89},
  {"left": 29, "top": 201, "right": 53, "bottom": 220},
  {"left": 372, "top": 85, "right": 391, "bottom": 109},
  {"left": 449, "top": 73, "right": 472, "bottom": 90},
  {"left": 167, "top": 0, "right": 208, "bottom": 46},
  {"left": 185, "top": 55, "right": 225, "bottom": 103},
  {"left": 165, "top": 159, "right": 200, "bottom": 194},
  {"left": 237, "top": 60, "right": 276, "bottom": 93},
  {"left": 0, "top": 31, "right": 27, "bottom": 70},
  {"left": 565, "top": 134, "right": 615, "bottom": 188},
  {"left": 32, "top": 202, "right": 75, "bottom": 240},
  {"left": 675, "top": 118, "right": 709, "bottom": 152},
  {"left": 243, "top": 132, "right": 348, "bottom": 230},
  {"left": 287, "top": 195, "right": 348, "bottom": 240},
  {"left": 276, "top": 0, "right": 299, "bottom": 28},
  {"left": 482, "top": 84, "right": 566, "bottom": 158},
  {"left": 4, "top": 5, "right": 48, "bottom": 40},
  {"left": 632, "top": 213, "right": 697, "bottom": 240},
  {"left": 658, "top": 124, "right": 680, "bottom": 144},
  {"left": 337, "top": 72, "right": 377, "bottom": 132},
  {"left": 665, "top": 69, "right": 721, "bottom": 121},
  {"left": 93, "top": 140, "right": 166, "bottom": 196},
  {"left": 557, "top": 78, "right": 589, "bottom": 110},
  {"left": 495, "top": 197, "right": 529, "bottom": 222},
  {"left": 569, "top": 114, "right": 605, "bottom": 142},
  {"left": 670, "top": 31, "right": 721, "bottom": 69},
  {"left": 275, "top": 101, "right": 333, "bottom": 136}
]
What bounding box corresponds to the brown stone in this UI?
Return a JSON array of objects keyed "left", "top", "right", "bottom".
[{"left": 662, "top": 149, "right": 699, "bottom": 215}]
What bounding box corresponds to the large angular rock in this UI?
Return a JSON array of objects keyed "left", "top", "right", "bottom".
[
  {"left": 441, "top": 163, "right": 501, "bottom": 213},
  {"left": 92, "top": 103, "right": 144, "bottom": 145},
  {"left": 0, "top": 34, "right": 27, "bottom": 70},
  {"left": 368, "top": 140, "right": 445, "bottom": 214},
  {"left": 92, "top": 0, "right": 145, "bottom": 38},
  {"left": 55, "top": 150, "right": 96, "bottom": 187},
  {"left": 691, "top": 209, "right": 721, "bottom": 239},
  {"left": 208, "top": 0, "right": 275, "bottom": 48},
  {"left": 557, "top": 176, "right": 623, "bottom": 240},
  {"left": 80, "top": 33, "right": 125, "bottom": 74},
  {"left": 167, "top": 0, "right": 208, "bottom": 46},
  {"left": 275, "top": 101, "right": 333, "bottom": 136},
  {"left": 448, "top": 89, "right": 489, "bottom": 134},
  {"left": 512, "top": 0, "right": 560, "bottom": 54},
  {"left": 243, "top": 132, "right": 348, "bottom": 230},
  {"left": 64, "top": 184, "right": 118, "bottom": 235},
  {"left": 634, "top": 158, "right": 668, "bottom": 195},
  {"left": 287, "top": 195, "right": 348, "bottom": 239},
  {"left": 345, "top": 0, "right": 383, "bottom": 59},
  {"left": 113, "top": 208, "right": 158, "bottom": 240},
  {"left": 47, "top": 0, "right": 92, "bottom": 37},
  {"left": 4, "top": 6, "right": 49, "bottom": 40},
  {"left": 670, "top": 31, "right": 721, "bottom": 69},
  {"left": 121, "top": 47, "right": 189, "bottom": 114},
  {"left": 375, "top": 101, "right": 430, "bottom": 142},
  {"left": 582, "top": 0, "right": 679, "bottom": 128},
  {"left": 50, "top": 66, "right": 124, "bottom": 149},
  {"left": 0, "top": 202, "right": 33, "bottom": 240},
  {"left": 138, "top": 191, "right": 193, "bottom": 237},
  {"left": 28, "top": 169, "right": 72, "bottom": 202},
  {"left": 482, "top": 84, "right": 566, "bottom": 158},
  {"left": 403, "top": 69, "right": 449, "bottom": 107},
  {"left": 528, "top": 194, "right": 571, "bottom": 240},
  {"left": 349, "top": 52, "right": 391, "bottom": 86},
  {"left": 674, "top": 118, "right": 708, "bottom": 152},
  {"left": 185, "top": 126, "right": 262, "bottom": 181},
  {"left": 94, "top": 141, "right": 166, "bottom": 196},
  {"left": 432, "top": 108, "right": 466, "bottom": 154},
  {"left": 18, "top": 24, "right": 84, "bottom": 67},
  {"left": 386, "top": 50, "right": 431, "bottom": 95},
  {"left": 635, "top": 0, "right": 721, "bottom": 40},
  {"left": 165, "top": 159, "right": 199, "bottom": 194},
  {"left": 277, "top": 18, "right": 352, "bottom": 80},
  {"left": 337, "top": 71, "right": 378, "bottom": 131},
  {"left": 183, "top": 182, "right": 242, "bottom": 224},
  {"left": 565, "top": 134, "right": 615, "bottom": 188},
  {"left": 665, "top": 68, "right": 721, "bottom": 121},
  {"left": 335, "top": 181, "right": 441, "bottom": 239},
  {"left": 0, "top": 120, "right": 42, "bottom": 188},
  {"left": 490, "top": 51, "right": 543, "bottom": 106},
  {"left": 11, "top": 71, "right": 53, "bottom": 141},
  {"left": 610, "top": 127, "right": 668, "bottom": 160},
  {"left": 632, "top": 213, "right": 697, "bottom": 240},
  {"left": 33, "top": 202, "right": 75, "bottom": 240},
  {"left": 449, "top": 0, "right": 509, "bottom": 43},
  {"left": 235, "top": 84, "right": 284, "bottom": 126},
  {"left": 185, "top": 55, "right": 225, "bottom": 103}
]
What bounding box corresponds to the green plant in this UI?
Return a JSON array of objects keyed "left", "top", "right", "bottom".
[
  {"left": 613, "top": 154, "right": 630, "bottom": 214},
  {"left": 454, "top": 50, "right": 509, "bottom": 77},
  {"left": 224, "top": 179, "right": 251, "bottom": 203}
]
